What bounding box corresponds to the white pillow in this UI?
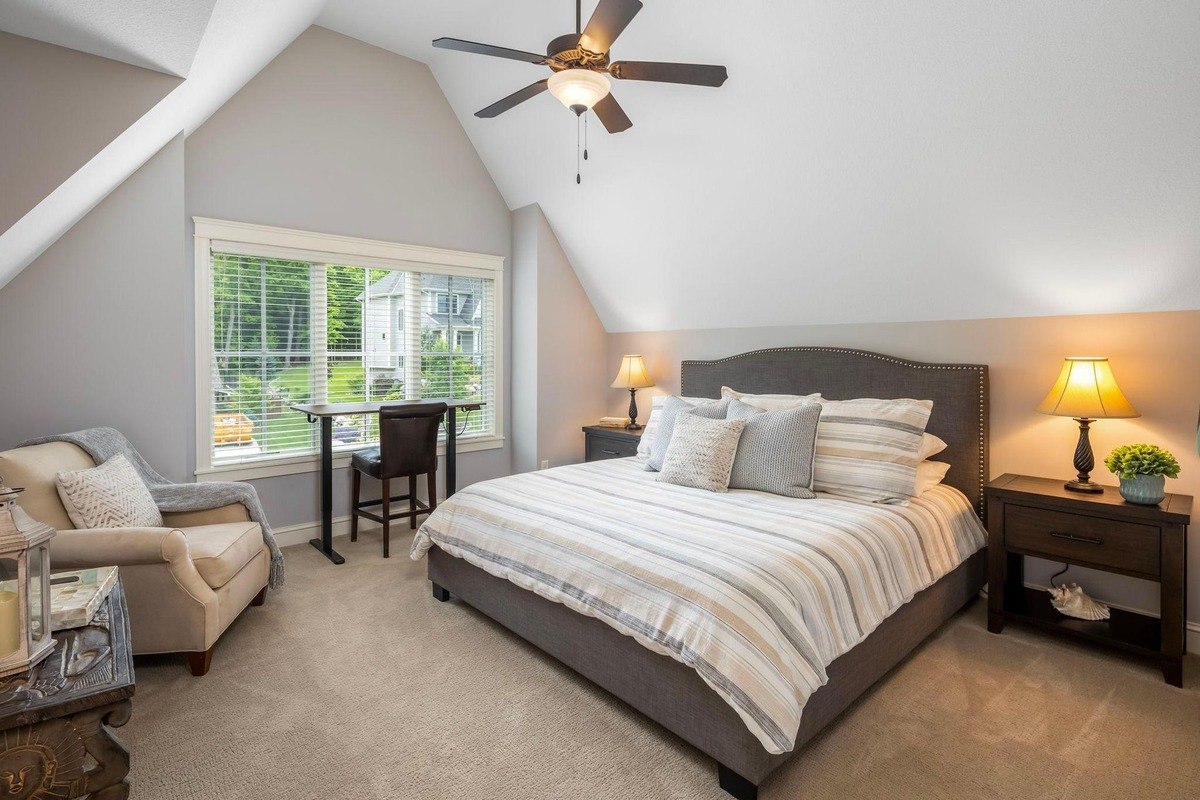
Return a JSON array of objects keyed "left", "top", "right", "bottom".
[
  {"left": 918, "top": 433, "right": 948, "bottom": 461},
  {"left": 812, "top": 397, "right": 933, "bottom": 502},
  {"left": 912, "top": 460, "right": 951, "bottom": 496},
  {"left": 720, "top": 386, "right": 822, "bottom": 411},
  {"left": 55, "top": 453, "right": 163, "bottom": 529},
  {"left": 636, "top": 394, "right": 713, "bottom": 459}
]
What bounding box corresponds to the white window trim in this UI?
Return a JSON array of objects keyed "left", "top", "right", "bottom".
[{"left": 193, "top": 217, "right": 506, "bottom": 483}]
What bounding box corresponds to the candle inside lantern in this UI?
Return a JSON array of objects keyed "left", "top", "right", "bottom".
[{"left": 0, "top": 590, "right": 19, "bottom": 657}]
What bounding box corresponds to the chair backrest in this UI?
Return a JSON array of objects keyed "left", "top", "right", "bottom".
[
  {"left": 0, "top": 442, "right": 96, "bottom": 530},
  {"left": 377, "top": 402, "right": 447, "bottom": 480}
]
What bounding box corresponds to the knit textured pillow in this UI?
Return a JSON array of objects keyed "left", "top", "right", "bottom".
[
  {"left": 657, "top": 413, "right": 747, "bottom": 493},
  {"left": 56, "top": 453, "right": 163, "bottom": 529},
  {"left": 726, "top": 398, "right": 822, "bottom": 498},
  {"left": 645, "top": 396, "right": 730, "bottom": 472}
]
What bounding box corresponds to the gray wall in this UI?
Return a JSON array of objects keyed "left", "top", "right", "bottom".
[
  {"left": 510, "top": 206, "right": 539, "bottom": 475},
  {"left": 609, "top": 310, "right": 1200, "bottom": 630},
  {"left": 0, "top": 31, "right": 178, "bottom": 235},
  {"left": 510, "top": 204, "right": 609, "bottom": 473},
  {"left": 184, "top": 26, "right": 514, "bottom": 526},
  {"left": 0, "top": 135, "right": 190, "bottom": 478}
]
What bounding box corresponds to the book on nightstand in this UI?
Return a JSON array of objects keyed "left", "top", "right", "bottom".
[{"left": 596, "top": 416, "right": 632, "bottom": 428}]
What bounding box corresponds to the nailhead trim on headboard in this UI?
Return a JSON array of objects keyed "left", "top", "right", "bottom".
[{"left": 680, "top": 347, "right": 989, "bottom": 518}]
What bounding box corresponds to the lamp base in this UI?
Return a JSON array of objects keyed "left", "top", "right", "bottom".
[
  {"left": 1064, "top": 479, "right": 1104, "bottom": 494},
  {"left": 625, "top": 423, "right": 644, "bottom": 432}
]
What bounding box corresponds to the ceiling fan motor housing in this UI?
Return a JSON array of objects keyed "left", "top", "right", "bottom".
[{"left": 546, "top": 33, "right": 609, "bottom": 71}]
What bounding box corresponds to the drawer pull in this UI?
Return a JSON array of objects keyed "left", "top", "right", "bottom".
[
  {"left": 601, "top": 449, "right": 622, "bottom": 456},
  {"left": 1049, "top": 531, "right": 1103, "bottom": 546}
]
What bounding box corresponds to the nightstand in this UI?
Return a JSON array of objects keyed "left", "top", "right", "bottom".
[
  {"left": 985, "top": 473, "right": 1192, "bottom": 686},
  {"left": 582, "top": 426, "right": 642, "bottom": 462}
]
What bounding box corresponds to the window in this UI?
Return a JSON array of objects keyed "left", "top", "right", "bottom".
[{"left": 194, "top": 218, "right": 504, "bottom": 478}]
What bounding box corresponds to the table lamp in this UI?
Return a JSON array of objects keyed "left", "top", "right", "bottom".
[
  {"left": 611, "top": 355, "right": 654, "bottom": 431},
  {"left": 1037, "top": 357, "right": 1140, "bottom": 492}
]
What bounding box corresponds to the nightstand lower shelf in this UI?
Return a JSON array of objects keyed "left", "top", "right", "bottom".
[{"left": 998, "top": 587, "right": 1161, "bottom": 658}]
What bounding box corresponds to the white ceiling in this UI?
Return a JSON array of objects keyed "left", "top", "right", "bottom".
[
  {"left": 319, "top": 0, "right": 1200, "bottom": 332},
  {"left": 0, "top": 0, "right": 219, "bottom": 77}
]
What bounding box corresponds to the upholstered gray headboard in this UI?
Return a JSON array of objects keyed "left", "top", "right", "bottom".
[{"left": 681, "top": 347, "right": 989, "bottom": 516}]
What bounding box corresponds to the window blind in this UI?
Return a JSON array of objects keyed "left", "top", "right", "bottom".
[{"left": 208, "top": 252, "right": 497, "bottom": 466}]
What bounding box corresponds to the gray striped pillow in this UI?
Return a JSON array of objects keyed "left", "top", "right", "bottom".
[
  {"left": 726, "top": 399, "right": 821, "bottom": 498},
  {"left": 812, "top": 398, "right": 933, "bottom": 503}
]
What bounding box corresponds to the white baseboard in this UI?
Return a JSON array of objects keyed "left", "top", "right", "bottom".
[
  {"left": 272, "top": 506, "right": 437, "bottom": 549},
  {"left": 272, "top": 515, "right": 367, "bottom": 548}
]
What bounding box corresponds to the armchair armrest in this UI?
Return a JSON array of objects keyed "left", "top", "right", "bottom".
[{"left": 50, "top": 527, "right": 190, "bottom": 569}]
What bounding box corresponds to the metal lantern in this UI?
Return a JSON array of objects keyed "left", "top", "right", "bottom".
[{"left": 0, "top": 484, "right": 56, "bottom": 678}]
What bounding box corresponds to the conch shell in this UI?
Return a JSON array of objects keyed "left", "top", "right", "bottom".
[{"left": 1048, "top": 583, "right": 1110, "bottom": 621}]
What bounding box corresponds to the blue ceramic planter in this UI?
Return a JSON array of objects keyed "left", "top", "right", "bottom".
[{"left": 1118, "top": 474, "right": 1166, "bottom": 505}]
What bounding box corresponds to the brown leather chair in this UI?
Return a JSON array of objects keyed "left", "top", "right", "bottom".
[{"left": 350, "top": 402, "right": 446, "bottom": 557}]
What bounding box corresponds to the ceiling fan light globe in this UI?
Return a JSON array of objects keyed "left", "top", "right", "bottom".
[{"left": 547, "top": 69, "right": 611, "bottom": 112}]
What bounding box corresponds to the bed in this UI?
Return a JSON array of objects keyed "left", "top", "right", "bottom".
[{"left": 414, "top": 347, "right": 989, "bottom": 799}]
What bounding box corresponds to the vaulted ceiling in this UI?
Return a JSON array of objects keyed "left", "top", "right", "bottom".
[
  {"left": 319, "top": 0, "right": 1200, "bottom": 332},
  {"left": 5, "top": 2, "right": 1199, "bottom": 331},
  {"left": 0, "top": 0, "right": 218, "bottom": 77},
  {"left": 0, "top": 0, "right": 324, "bottom": 290}
]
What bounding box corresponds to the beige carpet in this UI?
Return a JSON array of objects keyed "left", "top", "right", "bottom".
[{"left": 124, "top": 533, "right": 1200, "bottom": 799}]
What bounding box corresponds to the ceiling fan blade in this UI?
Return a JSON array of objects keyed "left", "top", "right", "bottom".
[
  {"left": 475, "top": 80, "right": 550, "bottom": 118},
  {"left": 580, "top": 0, "right": 643, "bottom": 53},
  {"left": 433, "top": 37, "right": 546, "bottom": 64},
  {"left": 592, "top": 93, "right": 632, "bottom": 133},
  {"left": 610, "top": 61, "right": 728, "bottom": 87}
]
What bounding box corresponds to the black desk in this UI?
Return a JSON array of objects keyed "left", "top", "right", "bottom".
[{"left": 292, "top": 399, "right": 484, "bottom": 564}]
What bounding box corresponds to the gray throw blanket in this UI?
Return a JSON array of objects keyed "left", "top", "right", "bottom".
[{"left": 20, "top": 427, "right": 284, "bottom": 588}]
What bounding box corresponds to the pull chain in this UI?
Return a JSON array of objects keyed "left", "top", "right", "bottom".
[
  {"left": 584, "top": 112, "right": 589, "bottom": 161},
  {"left": 576, "top": 114, "right": 581, "bottom": 184}
]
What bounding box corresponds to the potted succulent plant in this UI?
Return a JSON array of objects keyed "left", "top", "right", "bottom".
[{"left": 1104, "top": 444, "right": 1181, "bottom": 505}]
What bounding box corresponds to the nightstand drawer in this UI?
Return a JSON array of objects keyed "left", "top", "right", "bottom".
[
  {"left": 586, "top": 435, "right": 639, "bottom": 462},
  {"left": 1005, "top": 504, "right": 1160, "bottom": 577}
]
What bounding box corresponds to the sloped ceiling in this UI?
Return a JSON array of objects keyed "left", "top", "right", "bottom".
[
  {"left": 319, "top": 1, "right": 1200, "bottom": 332},
  {"left": 0, "top": 0, "right": 219, "bottom": 77},
  {"left": 0, "top": 0, "right": 324, "bottom": 291}
]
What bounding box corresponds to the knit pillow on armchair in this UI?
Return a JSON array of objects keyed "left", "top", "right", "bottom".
[{"left": 55, "top": 453, "right": 163, "bottom": 529}]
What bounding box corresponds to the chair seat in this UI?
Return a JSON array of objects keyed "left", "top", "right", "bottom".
[
  {"left": 351, "top": 447, "right": 382, "bottom": 478},
  {"left": 179, "top": 521, "right": 264, "bottom": 589}
]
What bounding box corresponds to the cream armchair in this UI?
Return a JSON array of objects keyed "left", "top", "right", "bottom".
[{"left": 0, "top": 441, "right": 269, "bottom": 675}]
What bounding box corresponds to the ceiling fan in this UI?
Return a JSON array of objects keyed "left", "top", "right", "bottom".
[{"left": 433, "top": 0, "right": 728, "bottom": 134}]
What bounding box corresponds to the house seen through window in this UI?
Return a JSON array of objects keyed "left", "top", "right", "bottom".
[{"left": 209, "top": 253, "right": 495, "bottom": 465}]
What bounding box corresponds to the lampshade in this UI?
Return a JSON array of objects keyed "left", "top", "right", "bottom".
[
  {"left": 611, "top": 355, "right": 654, "bottom": 390},
  {"left": 547, "top": 69, "right": 611, "bottom": 113},
  {"left": 1036, "top": 357, "right": 1140, "bottom": 419}
]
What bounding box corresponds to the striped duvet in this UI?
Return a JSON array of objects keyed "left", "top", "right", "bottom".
[{"left": 411, "top": 457, "right": 986, "bottom": 754}]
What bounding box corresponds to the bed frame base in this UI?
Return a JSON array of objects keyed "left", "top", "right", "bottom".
[
  {"left": 718, "top": 764, "right": 758, "bottom": 800},
  {"left": 427, "top": 546, "right": 986, "bottom": 798}
]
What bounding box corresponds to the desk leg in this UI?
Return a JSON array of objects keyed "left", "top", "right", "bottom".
[
  {"left": 445, "top": 407, "right": 458, "bottom": 499},
  {"left": 308, "top": 416, "right": 345, "bottom": 565}
]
